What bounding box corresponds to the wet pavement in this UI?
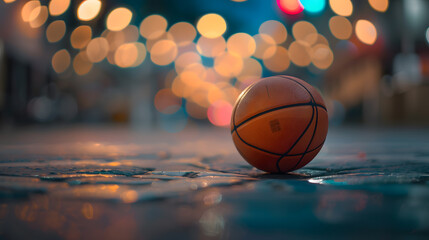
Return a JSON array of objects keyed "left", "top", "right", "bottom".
[{"left": 0, "top": 126, "right": 429, "bottom": 239}]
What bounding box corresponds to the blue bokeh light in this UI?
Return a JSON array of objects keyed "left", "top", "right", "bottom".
[{"left": 300, "top": 0, "right": 326, "bottom": 14}]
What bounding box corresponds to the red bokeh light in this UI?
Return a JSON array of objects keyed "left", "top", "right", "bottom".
[
  {"left": 207, "top": 100, "right": 233, "bottom": 127},
  {"left": 277, "top": 0, "right": 304, "bottom": 15}
]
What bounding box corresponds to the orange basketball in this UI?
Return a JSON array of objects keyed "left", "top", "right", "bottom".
[{"left": 230, "top": 75, "right": 328, "bottom": 173}]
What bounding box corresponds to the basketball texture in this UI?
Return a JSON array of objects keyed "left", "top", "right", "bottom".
[{"left": 230, "top": 75, "right": 328, "bottom": 173}]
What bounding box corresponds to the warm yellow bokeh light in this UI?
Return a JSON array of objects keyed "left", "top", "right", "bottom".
[
  {"left": 131, "top": 42, "right": 147, "bottom": 67},
  {"left": 115, "top": 43, "right": 138, "bottom": 68},
  {"left": 52, "top": 49, "right": 70, "bottom": 73},
  {"left": 329, "top": 0, "right": 353, "bottom": 17},
  {"left": 329, "top": 16, "right": 352, "bottom": 40},
  {"left": 46, "top": 20, "right": 66, "bottom": 43},
  {"left": 3, "top": 0, "right": 16, "bottom": 3},
  {"left": 355, "top": 19, "right": 377, "bottom": 45},
  {"left": 49, "top": 0, "right": 70, "bottom": 16},
  {"left": 311, "top": 44, "right": 334, "bottom": 70},
  {"left": 150, "top": 40, "right": 178, "bottom": 66},
  {"left": 29, "top": 6, "right": 48, "bottom": 28},
  {"left": 73, "top": 51, "right": 93, "bottom": 75},
  {"left": 253, "top": 34, "right": 277, "bottom": 59},
  {"left": 122, "top": 25, "right": 140, "bottom": 42},
  {"left": 106, "top": 7, "right": 132, "bottom": 31},
  {"left": 369, "top": 0, "right": 388, "bottom": 12},
  {"left": 214, "top": 52, "right": 243, "bottom": 77},
  {"left": 237, "top": 58, "right": 263, "bottom": 82},
  {"left": 197, "top": 13, "right": 227, "bottom": 39},
  {"left": 288, "top": 41, "right": 311, "bottom": 67},
  {"left": 70, "top": 25, "right": 92, "bottom": 49},
  {"left": 263, "top": 46, "right": 290, "bottom": 72},
  {"left": 139, "top": 15, "right": 168, "bottom": 40},
  {"left": 146, "top": 33, "right": 174, "bottom": 52},
  {"left": 292, "top": 21, "right": 318, "bottom": 46},
  {"left": 175, "top": 52, "right": 202, "bottom": 73},
  {"left": 86, "top": 37, "right": 109, "bottom": 63},
  {"left": 77, "top": 0, "right": 101, "bottom": 21},
  {"left": 227, "top": 33, "right": 256, "bottom": 59},
  {"left": 259, "top": 20, "right": 287, "bottom": 44},
  {"left": 315, "top": 34, "right": 330, "bottom": 46},
  {"left": 169, "top": 22, "right": 196, "bottom": 47},
  {"left": 21, "top": 1, "right": 40, "bottom": 22},
  {"left": 196, "top": 36, "right": 226, "bottom": 57}
]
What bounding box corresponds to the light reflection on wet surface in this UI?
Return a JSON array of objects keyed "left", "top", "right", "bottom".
[{"left": 0, "top": 127, "right": 429, "bottom": 239}]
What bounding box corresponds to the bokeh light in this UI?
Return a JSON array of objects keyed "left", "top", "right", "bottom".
[
  {"left": 46, "top": 20, "right": 66, "bottom": 43},
  {"left": 49, "top": 0, "right": 70, "bottom": 16},
  {"left": 300, "top": 0, "right": 326, "bottom": 14},
  {"left": 329, "top": 16, "right": 352, "bottom": 40},
  {"left": 263, "top": 46, "right": 290, "bottom": 72},
  {"left": 226, "top": 33, "right": 256, "bottom": 58},
  {"left": 368, "top": 0, "right": 389, "bottom": 13},
  {"left": 21, "top": 1, "right": 40, "bottom": 22},
  {"left": 154, "top": 88, "right": 182, "bottom": 114},
  {"left": 86, "top": 37, "right": 109, "bottom": 63},
  {"left": 214, "top": 52, "right": 243, "bottom": 77},
  {"left": 168, "top": 22, "right": 196, "bottom": 47},
  {"left": 355, "top": 19, "right": 377, "bottom": 45},
  {"left": 70, "top": 26, "right": 92, "bottom": 49},
  {"left": 29, "top": 6, "right": 48, "bottom": 28},
  {"left": 292, "top": 21, "right": 318, "bottom": 46},
  {"left": 207, "top": 100, "right": 233, "bottom": 127},
  {"left": 329, "top": 0, "right": 353, "bottom": 17},
  {"left": 253, "top": 34, "right": 277, "bottom": 59},
  {"left": 52, "top": 49, "right": 71, "bottom": 73},
  {"left": 277, "top": 0, "right": 304, "bottom": 15},
  {"left": 131, "top": 42, "right": 147, "bottom": 67},
  {"left": 3, "top": 0, "right": 16, "bottom": 3},
  {"left": 288, "top": 41, "right": 311, "bottom": 66},
  {"left": 77, "top": 0, "right": 101, "bottom": 21},
  {"left": 106, "top": 7, "right": 132, "bottom": 31},
  {"left": 311, "top": 44, "right": 334, "bottom": 69},
  {"left": 115, "top": 43, "right": 138, "bottom": 68},
  {"left": 237, "top": 58, "right": 263, "bottom": 83},
  {"left": 150, "top": 40, "right": 178, "bottom": 66},
  {"left": 73, "top": 51, "right": 93, "bottom": 75},
  {"left": 139, "top": 15, "right": 168, "bottom": 40},
  {"left": 197, "top": 36, "right": 226, "bottom": 57},
  {"left": 197, "top": 13, "right": 227, "bottom": 39},
  {"left": 175, "top": 52, "right": 202, "bottom": 73},
  {"left": 122, "top": 25, "right": 140, "bottom": 42},
  {"left": 259, "top": 20, "right": 287, "bottom": 44}
]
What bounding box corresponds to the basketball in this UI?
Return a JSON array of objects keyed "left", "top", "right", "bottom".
[{"left": 230, "top": 75, "right": 328, "bottom": 173}]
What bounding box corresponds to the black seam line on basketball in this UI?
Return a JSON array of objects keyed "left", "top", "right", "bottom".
[
  {"left": 281, "top": 76, "right": 320, "bottom": 171},
  {"left": 265, "top": 85, "right": 270, "bottom": 98},
  {"left": 275, "top": 100, "right": 315, "bottom": 173},
  {"left": 233, "top": 130, "right": 282, "bottom": 156},
  {"left": 231, "top": 131, "right": 324, "bottom": 157},
  {"left": 276, "top": 76, "right": 317, "bottom": 173},
  {"left": 292, "top": 104, "right": 319, "bottom": 171},
  {"left": 282, "top": 76, "right": 320, "bottom": 170},
  {"left": 280, "top": 140, "right": 325, "bottom": 157},
  {"left": 230, "top": 102, "right": 325, "bottom": 134}
]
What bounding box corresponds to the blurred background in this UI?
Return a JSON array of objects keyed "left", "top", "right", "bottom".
[{"left": 0, "top": 0, "right": 428, "bottom": 132}]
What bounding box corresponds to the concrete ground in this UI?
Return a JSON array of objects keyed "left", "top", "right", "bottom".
[{"left": 0, "top": 125, "right": 428, "bottom": 239}]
